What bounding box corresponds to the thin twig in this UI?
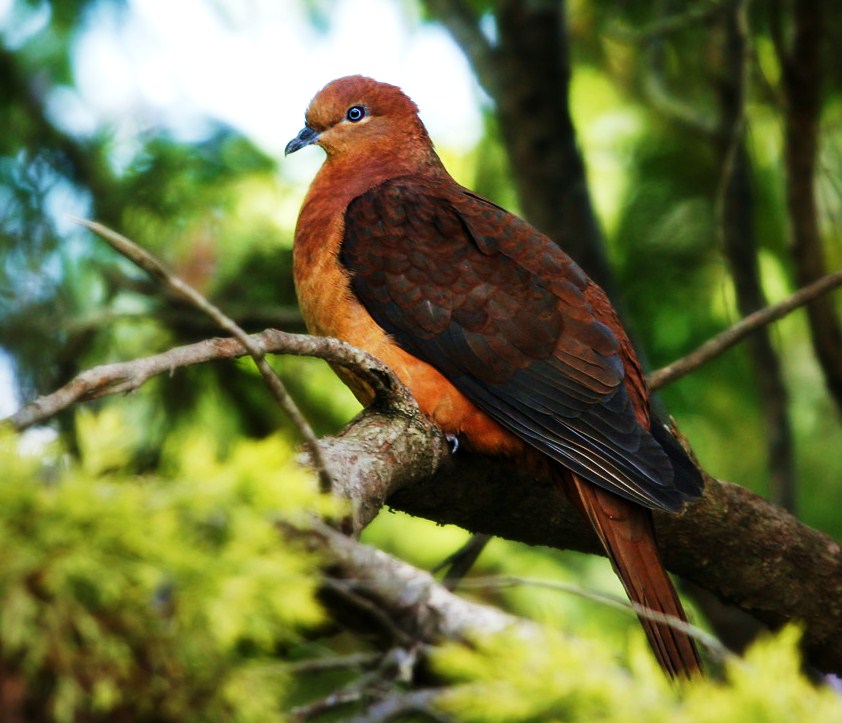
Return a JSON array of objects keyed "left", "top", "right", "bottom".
[
  {"left": 458, "top": 575, "right": 732, "bottom": 663},
  {"left": 649, "top": 267, "right": 842, "bottom": 390},
  {"left": 9, "top": 264, "right": 842, "bottom": 431},
  {"left": 289, "top": 645, "right": 427, "bottom": 721},
  {"left": 290, "top": 687, "right": 368, "bottom": 722},
  {"left": 3, "top": 330, "right": 411, "bottom": 433},
  {"left": 322, "top": 578, "right": 415, "bottom": 647},
  {"left": 71, "top": 217, "right": 335, "bottom": 493},
  {"left": 285, "top": 652, "right": 382, "bottom": 675}
]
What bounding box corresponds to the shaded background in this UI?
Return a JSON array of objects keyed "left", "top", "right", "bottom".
[{"left": 2, "top": 0, "right": 842, "bottom": 719}]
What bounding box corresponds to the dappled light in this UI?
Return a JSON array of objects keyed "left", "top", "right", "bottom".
[{"left": 2, "top": 0, "right": 842, "bottom": 719}]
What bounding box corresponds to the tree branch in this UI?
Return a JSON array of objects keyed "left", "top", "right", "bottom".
[
  {"left": 301, "top": 520, "right": 530, "bottom": 642},
  {"left": 13, "top": 261, "right": 840, "bottom": 432},
  {"left": 5, "top": 329, "right": 413, "bottom": 431},
  {"left": 74, "top": 218, "right": 337, "bottom": 492},
  {"left": 713, "top": 0, "right": 796, "bottom": 512},
  {"left": 288, "top": 521, "right": 542, "bottom": 720},
  {"left": 7, "top": 264, "right": 842, "bottom": 669},
  {"left": 648, "top": 267, "right": 842, "bottom": 390},
  {"left": 778, "top": 0, "right": 842, "bottom": 412},
  {"left": 4, "top": 326, "right": 439, "bottom": 535},
  {"left": 314, "top": 416, "right": 842, "bottom": 674},
  {"left": 8, "top": 352, "right": 842, "bottom": 670}
]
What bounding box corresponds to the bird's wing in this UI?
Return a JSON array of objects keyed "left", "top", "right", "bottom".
[{"left": 340, "top": 176, "right": 696, "bottom": 511}]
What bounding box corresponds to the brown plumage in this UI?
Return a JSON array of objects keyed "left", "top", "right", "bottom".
[{"left": 287, "top": 75, "right": 704, "bottom": 678}]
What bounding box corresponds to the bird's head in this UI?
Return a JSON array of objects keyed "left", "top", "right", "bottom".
[{"left": 285, "top": 76, "right": 432, "bottom": 163}]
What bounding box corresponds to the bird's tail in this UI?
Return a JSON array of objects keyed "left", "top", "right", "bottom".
[{"left": 563, "top": 471, "right": 703, "bottom": 679}]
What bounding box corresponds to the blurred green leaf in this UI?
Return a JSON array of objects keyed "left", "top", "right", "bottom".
[{"left": 0, "top": 426, "right": 329, "bottom": 721}]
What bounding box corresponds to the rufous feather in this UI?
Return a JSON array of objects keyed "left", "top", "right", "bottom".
[{"left": 288, "top": 75, "right": 704, "bottom": 678}]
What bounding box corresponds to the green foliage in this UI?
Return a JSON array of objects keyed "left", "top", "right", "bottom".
[
  {"left": 0, "top": 423, "right": 329, "bottom": 722},
  {"left": 4, "top": 0, "right": 842, "bottom": 717},
  {"left": 433, "top": 626, "right": 842, "bottom": 723}
]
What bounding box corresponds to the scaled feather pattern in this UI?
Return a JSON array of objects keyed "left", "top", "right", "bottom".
[
  {"left": 340, "top": 176, "right": 700, "bottom": 511},
  {"left": 288, "top": 75, "right": 704, "bottom": 678}
]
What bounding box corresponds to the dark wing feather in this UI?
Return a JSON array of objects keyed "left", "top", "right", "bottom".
[{"left": 340, "top": 177, "right": 701, "bottom": 511}]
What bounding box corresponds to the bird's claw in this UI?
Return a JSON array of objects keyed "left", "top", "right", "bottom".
[{"left": 446, "top": 433, "right": 460, "bottom": 454}]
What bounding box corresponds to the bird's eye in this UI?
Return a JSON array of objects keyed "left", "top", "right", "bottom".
[{"left": 346, "top": 105, "right": 366, "bottom": 122}]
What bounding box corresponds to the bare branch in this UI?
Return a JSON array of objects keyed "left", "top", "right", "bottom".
[
  {"left": 289, "top": 687, "right": 367, "bottom": 722},
  {"left": 649, "top": 267, "right": 842, "bottom": 390},
  {"left": 386, "top": 454, "right": 842, "bottom": 674},
  {"left": 8, "top": 255, "right": 842, "bottom": 528},
  {"left": 457, "top": 575, "right": 730, "bottom": 662},
  {"left": 322, "top": 578, "right": 417, "bottom": 647},
  {"left": 6, "top": 232, "right": 842, "bottom": 672},
  {"left": 298, "top": 520, "right": 543, "bottom": 643},
  {"left": 73, "top": 218, "right": 336, "bottom": 492},
  {"left": 3, "top": 325, "right": 438, "bottom": 535},
  {"left": 288, "top": 639, "right": 447, "bottom": 723},
  {"left": 284, "top": 652, "right": 381, "bottom": 676},
  {"left": 435, "top": 532, "right": 493, "bottom": 590},
  {"left": 4, "top": 329, "right": 413, "bottom": 432},
  {"left": 290, "top": 400, "right": 842, "bottom": 673},
  {"left": 282, "top": 386, "right": 842, "bottom": 673}
]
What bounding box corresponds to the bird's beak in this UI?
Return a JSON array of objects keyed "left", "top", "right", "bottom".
[{"left": 285, "top": 126, "right": 320, "bottom": 156}]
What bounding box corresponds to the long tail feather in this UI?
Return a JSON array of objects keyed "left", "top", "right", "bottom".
[{"left": 564, "top": 471, "right": 703, "bottom": 679}]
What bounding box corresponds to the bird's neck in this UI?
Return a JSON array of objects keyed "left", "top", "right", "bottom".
[
  {"left": 308, "top": 145, "right": 445, "bottom": 208},
  {"left": 292, "top": 146, "right": 446, "bottom": 341}
]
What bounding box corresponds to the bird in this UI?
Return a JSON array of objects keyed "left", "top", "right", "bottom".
[{"left": 285, "top": 75, "right": 704, "bottom": 679}]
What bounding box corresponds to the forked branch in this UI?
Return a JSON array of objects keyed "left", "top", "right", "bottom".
[
  {"left": 74, "top": 219, "right": 337, "bottom": 491},
  {"left": 8, "top": 259, "right": 841, "bottom": 425}
]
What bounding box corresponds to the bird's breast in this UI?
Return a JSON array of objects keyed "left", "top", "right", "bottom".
[{"left": 292, "top": 199, "right": 523, "bottom": 457}]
